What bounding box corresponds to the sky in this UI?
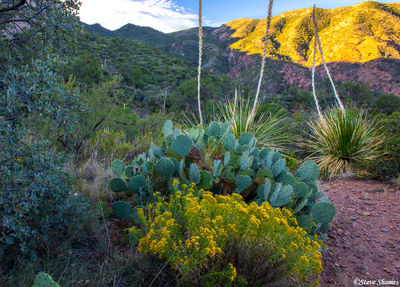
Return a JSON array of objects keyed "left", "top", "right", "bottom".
[{"left": 79, "top": 0, "right": 398, "bottom": 33}]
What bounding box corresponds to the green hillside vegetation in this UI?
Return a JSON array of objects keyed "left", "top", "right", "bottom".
[
  {"left": 226, "top": 1, "right": 400, "bottom": 66},
  {"left": 63, "top": 31, "right": 237, "bottom": 115},
  {"left": 83, "top": 23, "right": 235, "bottom": 74}
]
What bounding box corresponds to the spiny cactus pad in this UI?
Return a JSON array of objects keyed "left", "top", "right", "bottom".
[
  {"left": 189, "top": 163, "right": 200, "bottom": 184},
  {"left": 238, "top": 132, "right": 255, "bottom": 146},
  {"left": 205, "top": 121, "right": 221, "bottom": 137},
  {"left": 272, "top": 158, "right": 286, "bottom": 177},
  {"left": 311, "top": 201, "right": 336, "bottom": 224},
  {"left": 295, "top": 160, "right": 320, "bottom": 184},
  {"left": 294, "top": 182, "right": 310, "bottom": 199},
  {"left": 128, "top": 175, "right": 146, "bottom": 192},
  {"left": 109, "top": 178, "right": 127, "bottom": 193},
  {"left": 112, "top": 160, "right": 125, "bottom": 176},
  {"left": 172, "top": 135, "right": 193, "bottom": 157},
  {"left": 156, "top": 157, "right": 175, "bottom": 178},
  {"left": 270, "top": 184, "right": 293, "bottom": 207},
  {"left": 235, "top": 175, "right": 252, "bottom": 192},
  {"left": 32, "top": 272, "right": 60, "bottom": 287},
  {"left": 112, "top": 201, "right": 134, "bottom": 219},
  {"left": 224, "top": 133, "right": 236, "bottom": 150},
  {"left": 163, "top": 120, "right": 174, "bottom": 136},
  {"left": 124, "top": 165, "right": 135, "bottom": 178}
]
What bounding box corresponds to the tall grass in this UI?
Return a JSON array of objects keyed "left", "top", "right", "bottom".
[
  {"left": 219, "top": 93, "right": 292, "bottom": 152},
  {"left": 307, "top": 107, "right": 385, "bottom": 179}
]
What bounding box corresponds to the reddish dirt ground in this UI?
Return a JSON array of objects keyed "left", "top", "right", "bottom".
[{"left": 319, "top": 179, "right": 400, "bottom": 287}]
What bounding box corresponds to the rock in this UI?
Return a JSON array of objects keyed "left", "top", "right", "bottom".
[{"left": 381, "top": 227, "right": 391, "bottom": 232}]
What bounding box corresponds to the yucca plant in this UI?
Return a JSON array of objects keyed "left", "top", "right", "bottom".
[
  {"left": 218, "top": 92, "right": 292, "bottom": 153},
  {"left": 307, "top": 107, "right": 385, "bottom": 179}
]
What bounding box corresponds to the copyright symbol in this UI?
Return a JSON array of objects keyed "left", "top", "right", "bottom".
[{"left": 354, "top": 279, "right": 361, "bottom": 286}]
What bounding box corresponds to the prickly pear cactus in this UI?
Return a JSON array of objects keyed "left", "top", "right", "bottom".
[
  {"left": 108, "top": 120, "right": 336, "bottom": 235},
  {"left": 112, "top": 201, "right": 134, "bottom": 220},
  {"left": 32, "top": 272, "right": 60, "bottom": 287}
]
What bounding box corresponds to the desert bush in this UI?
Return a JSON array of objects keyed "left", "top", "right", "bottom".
[
  {"left": 367, "top": 112, "right": 400, "bottom": 179},
  {"left": 218, "top": 95, "right": 292, "bottom": 152},
  {"left": 306, "top": 107, "right": 385, "bottom": 179},
  {"left": 0, "top": 59, "right": 89, "bottom": 257},
  {"left": 0, "top": 140, "right": 87, "bottom": 257},
  {"left": 108, "top": 120, "right": 336, "bottom": 235},
  {"left": 373, "top": 94, "right": 400, "bottom": 115},
  {"left": 84, "top": 128, "right": 135, "bottom": 161},
  {"left": 129, "top": 181, "right": 322, "bottom": 286}
]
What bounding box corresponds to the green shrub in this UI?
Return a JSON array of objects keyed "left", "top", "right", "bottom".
[
  {"left": 0, "top": 140, "right": 87, "bottom": 256},
  {"left": 367, "top": 112, "right": 400, "bottom": 179},
  {"left": 373, "top": 94, "right": 400, "bottom": 115},
  {"left": 129, "top": 182, "right": 322, "bottom": 286},
  {"left": 108, "top": 120, "right": 336, "bottom": 235},
  {"left": 0, "top": 60, "right": 87, "bottom": 257},
  {"left": 306, "top": 107, "right": 385, "bottom": 179}
]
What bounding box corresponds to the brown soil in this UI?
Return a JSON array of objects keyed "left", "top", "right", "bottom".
[{"left": 319, "top": 179, "right": 400, "bottom": 286}]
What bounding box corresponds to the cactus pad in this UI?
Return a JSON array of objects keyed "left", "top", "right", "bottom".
[
  {"left": 124, "top": 165, "right": 135, "bottom": 178},
  {"left": 238, "top": 132, "right": 255, "bottom": 146},
  {"left": 269, "top": 184, "right": 293, "bottom": 207},
  {"left": 311, "top": 201, "right": 336, "bottom": 224},
  {"left": 272, "top": 158, "right": 286, "bottom": 177},
  {"left": 32, "top": 272, "right": 60, "bottom": 287},
  {"left": 111, "top": 159, "right": 125, "bottom": 176},
  {"left": 109, "top": 178, "right": 127, "bottom": 193},
  {"left": 172, "top": 135, "right": 192, "bottom": 157},
  {"left": 128, "top": 175, "right": 146, "bottom": 192},
  {"left": 205, "top": 121, "right": 220, "bottom": 137},
  {"left": 156, "top": 157, "right": 175, "bottom": 178},
  {"left": 112, "top": 201, "right": 134, "bottom": 219},
  {"left": 224, "top": 133, "right": 236, "bottom": 150},
  {"left": 295, "top": 160, "right": 320, "bottom": 184},
  {"left": 189, "top": 163, "right": 200, "bottom": 184},
  {"left": 163, "top": 120, "right": 174, "bottom": 136},
  {"left": 235, "top": 175, "right": 252, "bottom": 192}
]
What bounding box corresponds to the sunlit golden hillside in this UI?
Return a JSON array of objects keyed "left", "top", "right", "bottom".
[{"left": 226, "top": 1, "right": 400, "bottom": 67}]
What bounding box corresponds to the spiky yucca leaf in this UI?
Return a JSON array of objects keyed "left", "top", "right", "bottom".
[
  {"left": 218, "top": 95, "right": 292, "bottom": 152},
  {"left": 307, "top": 107, "right": 385, "bottom": 178}
]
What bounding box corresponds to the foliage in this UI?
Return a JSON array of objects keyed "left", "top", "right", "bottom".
[
  {"left": 373, "top": 94, "right": 400, "bottom": 114},
  {"left": 0, "top": 55, "right": 87, "bottom": 257},
  {"left": 129, "top": 181, "right": 322, "bottom": 286},
  {"left": 109, "top": 120, "right": 336, "bottom": 234},
  {"left": 83, "top": 129, "right": 136, "bottom": 162},
  {"left": 218, "top": 95, "right": 292, "bottom": 152},
  {"left": 367, "top": 112, "right": 400, "bottom": 179},
  {"left": 0, "top": 140, "right": 87, "bottom": 256},
  {"left": 32, "top": 272, "right": 60, "bottom": 287},
  {"left": 0, "top": 0, "right": 81, "bottom": 66},
  {"left": 306, "top": 107, "right": 385, "bottom": 179}
]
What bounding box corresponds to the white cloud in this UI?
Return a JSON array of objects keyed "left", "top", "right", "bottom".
[{"left": 79, "top": 0, "right": 201, "bottom": 33}]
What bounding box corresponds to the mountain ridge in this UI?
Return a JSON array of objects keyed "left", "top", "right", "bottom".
[{"left": 80, "top": 1, "right": 400, "bottom": 96}]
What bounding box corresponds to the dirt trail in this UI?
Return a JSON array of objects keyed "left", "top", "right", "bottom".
[{"left": 319, "top": 179, "right": 400, "bottom": 286}]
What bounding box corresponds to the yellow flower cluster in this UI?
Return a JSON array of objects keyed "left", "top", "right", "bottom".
[{"left": 130, "top": 180, "right": 323, "bottom": 286}]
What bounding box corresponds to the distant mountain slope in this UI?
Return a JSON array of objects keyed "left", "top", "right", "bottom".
[
  {"left": 80, "top": 1, "right": 400, "bottom": 96},
  {"left": 226, "top": 1, "right": 400, "bottom": 67},
  {"left": 81, "top": 22, "right": 236, "bottom": 74}
]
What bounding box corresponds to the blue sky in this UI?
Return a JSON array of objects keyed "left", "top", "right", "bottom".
[{"left": 79, "top": 0, "right": 398, "bottom": 32}]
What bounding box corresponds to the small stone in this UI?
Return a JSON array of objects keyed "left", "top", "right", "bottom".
[
  {"left": 351, "top": 217, "right": 357, "bottom": 221},
  {"left": 362, "top": 212, "right": 371, "bottom": 216},
  {"left": 381, "top": 227, "right": 391, "bottom": 232}
]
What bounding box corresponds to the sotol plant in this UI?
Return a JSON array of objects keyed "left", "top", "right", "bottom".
[{"left": 109, "top": 120, "right": 336, "bottom": 234}]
